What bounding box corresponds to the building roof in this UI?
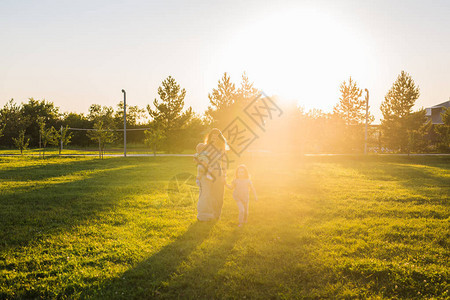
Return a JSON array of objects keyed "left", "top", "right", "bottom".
[
  {"left": 425, "top": 100, "right": 449, "bottom": 124},
  {"left": 430, "top": 100, "right": 450, "bottom": 109}
]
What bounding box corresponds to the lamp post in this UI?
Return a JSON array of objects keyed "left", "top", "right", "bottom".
[
  {"left": 122, "top": 89, "right": 127, "bottom": 157},
  {"left": 364, "top": 89, "right": 369, "bottom": 155},
  {"left": 60, "top": 125, "right": 63, "bottom": 154}
]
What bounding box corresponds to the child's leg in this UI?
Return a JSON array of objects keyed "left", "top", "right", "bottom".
[
  {"left": 235, "top": 199, "right": 245, "bottom": 224},
  {"left": 243, "top": 200, "right": 249, "bottom": 223}
]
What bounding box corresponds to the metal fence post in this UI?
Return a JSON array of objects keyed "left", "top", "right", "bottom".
[
  {"left": 122, "top": 89, "right": 127, "bottom": 157},
  {"left": 364, "top": 89, "right": 369, "bottom": 155}
]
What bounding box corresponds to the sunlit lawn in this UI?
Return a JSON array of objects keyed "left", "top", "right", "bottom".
[
  {"left": 0, "top": 155, "right": 448, "bottom": 299},
  {"left": 0, "top": 146, "right": 173, "bottom": 156}
]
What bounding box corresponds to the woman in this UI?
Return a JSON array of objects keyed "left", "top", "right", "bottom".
[
  {"left": 196, "top": 142, "right": 214, "bottom": 221},
  {"left": 204, "top": 128, "right": 228, "bottom": 220}
]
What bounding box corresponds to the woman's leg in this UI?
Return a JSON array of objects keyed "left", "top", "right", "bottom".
[
  {"left": 197, "top": 178, "right": 213, "bottom": 221},
  {"left": 212, "top": 176, "right": 224, "bottom": 219}
]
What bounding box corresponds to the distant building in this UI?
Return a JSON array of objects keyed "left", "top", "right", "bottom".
[{"left": 425, "top": 100, "right": 450, "bottom": 124}]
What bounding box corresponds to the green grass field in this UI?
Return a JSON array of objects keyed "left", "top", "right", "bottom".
[
  {"left": 0, "top": 145, "right": 191, "bottom": 156},
  {"left": 0, "top": 155, "right": 448, "bottom": 299}
]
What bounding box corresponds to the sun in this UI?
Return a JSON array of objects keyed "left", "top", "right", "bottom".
[{"left": 217, "top": 7, "right": 374, "bottom": 111}]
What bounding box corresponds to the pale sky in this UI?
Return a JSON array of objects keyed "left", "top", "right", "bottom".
[{"left": 1, "top": 0, "right": 449, "bottom": 122}]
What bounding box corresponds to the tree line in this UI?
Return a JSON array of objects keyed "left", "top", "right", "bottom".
[{"left": 0, "top": 71, "right": 448, "bottom": 155}]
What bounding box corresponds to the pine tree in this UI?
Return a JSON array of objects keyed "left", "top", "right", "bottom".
[
  {"left": 380, "top": 71, "right": 421, "bottom": 152},
  {"left": 381, "top": 71, "right": 420, "bottom": 119},
  {"left": 236, "top": 72, "right": 259, "bottom": 107},
  {"left": 147, "top": 76, "right": 192, "bottom": 152},
  {"left": 334, "top": 77, "right": 371, "bottom": 125},
  {"left": 206, "top": 72, "right": 260, "bottom": 128},
  {"left": 205, "top": 72, "right": 237, "bottom": 127},
  {"left": 333, "top": 77, "right": 374, "bottom": 152}
]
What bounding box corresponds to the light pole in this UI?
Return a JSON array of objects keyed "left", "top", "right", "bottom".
[
  {"left": 60, "top": 125, "right": 63, "bottom": 154},
  {"left": 122, "top": 89, "right": 127, "bottom": 157},
  {"left": 364, "top": 88, "right": 369, "bottom": 155}
]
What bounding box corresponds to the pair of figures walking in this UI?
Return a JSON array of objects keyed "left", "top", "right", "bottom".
[{"left": 195, "top": 129, "right": 257, "bottom": 226}]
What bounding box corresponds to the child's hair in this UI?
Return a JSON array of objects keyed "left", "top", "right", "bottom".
[
  {"left": 235, "top": 164, "right": 250, "bottom": 179},
  {"left": 196, "top": 143, "right": 206, "bottom": 153}
]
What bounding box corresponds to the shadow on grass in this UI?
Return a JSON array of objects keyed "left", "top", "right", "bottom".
[
  {"left": 0, "top": 157, "right": 101, "bottom": 181},
  {"left": 0, "top": 157, "right": 142, "bottom": 181},
  {"left": 79, "top": 221, "right": 236, "bottom": 299},
  {"left": 0, "top": 157, "right": 191, "bottom": 251},
  {"left": 157, "top": 226, "right": 242, "bottom": 299},
  {"left": 329, "top": 155, "right": 449, "bottom": 196}
]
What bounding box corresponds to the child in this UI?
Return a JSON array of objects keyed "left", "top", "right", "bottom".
[
  {"left": 226, "top": 164, "right": 257, "bottom": 227},
  {"left": 194, "top": 143, "right": 213, "bottom": 186}
]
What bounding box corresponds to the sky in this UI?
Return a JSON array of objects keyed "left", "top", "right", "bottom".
[{"left": 0, "top": 0, "right": 449, "bottom": 123}]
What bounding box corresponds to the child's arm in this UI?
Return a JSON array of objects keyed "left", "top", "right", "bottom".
[
  {"left": 249, "top": 180, "right": 257, "bottom": 201},
  {"left": 194, "top": 157, "right": 209, "bottom": 170},
  {"left": 194, "top": 156, "right": 215, "bottom": 180}
]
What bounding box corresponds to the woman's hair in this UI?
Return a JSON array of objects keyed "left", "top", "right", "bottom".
[
  {"left": 205, "top": 128, "right": 229, "bottom": 151},
  {"left": 235, "top": 164, "right": 250, "bottom": 179}
]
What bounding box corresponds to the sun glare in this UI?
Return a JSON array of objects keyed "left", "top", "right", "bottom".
[{"left": 219, "top": 8, "right": 373, "bottom": 111}]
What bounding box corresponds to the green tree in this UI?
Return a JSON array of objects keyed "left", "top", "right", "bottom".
[
  {"left": 0, "top": 123, "right": 4, "bottom": 140},
  {"left": 333, "top": 77, "right": 374, "bottom": 152},
  {"left": 434, "top": 107, "right": 450, "bottom": 152},
  {"left": 114, "top": 101, "right": 146, "bottom": 127},
  {"left": 147, "top": 76, "right": 193, "bottom": 152},
  {"left": 88, "top": 104, "right": 115, "bottom": 127},
  {"left": 205, "top": 72, "right": 237, "bottom": 127},
  {"left": 333, "top": 77, "right": 374, "bottom": 125},
  {"left": 236, "top": 72, "right": 259, "bottom": 107},
  {"left": 0, "top": 99, "right": 26, "bottom": 147},
  {"left": 406, "top": 110, "right": 432, "bottom": 154},
  {"left": 38, "top": 119, "right": 57, "bottom": 159},
  {"left": 206, "top": 72, "right": 260, "bottom": 128},
  {"left": 22, "top": 98, "right": 61, "bottom": 147},
  {"left": 87, "top": 104, "right": 117, "bottom": 149},
  {"left": 114, "top": 101, "right": 146, "bottom": 145},
  {"left": 12, "top": 130, "right": 30, "bottom": 155},
  {"left": 182, "top": 113, "right": 209, "bottom": 151},
  {"left": 87, "top": 121, "right": 115, "bottom": 159},
  {"left": 53, "top": 126, "right": 73, "bottom": 155},
  {"left": 380, "top": 71, "right": 421, "bottom": 152},
  {"left": 144, "top": 127, "right": 164, "bottom": 156},
  {"left": 63, "top": 112, "right": 91, "bottom": 146}
]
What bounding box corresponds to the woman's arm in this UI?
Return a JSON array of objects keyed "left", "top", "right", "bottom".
[
  {"left": 220, "top": 150, "right": 227, "bottom": 175},
  {"left": 219, "top": 150, "right": 228, "bottom": 184}
]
